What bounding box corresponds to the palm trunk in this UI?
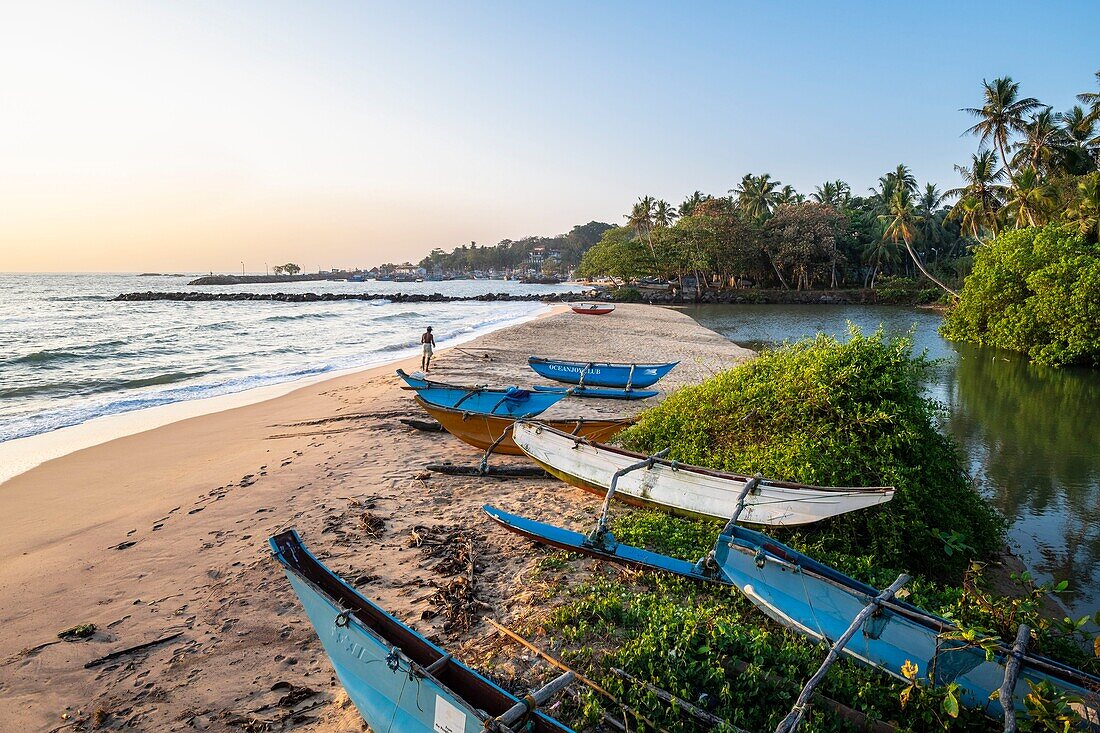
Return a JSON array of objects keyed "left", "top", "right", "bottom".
[{"left": 904, "top": 241, "right": 958, "bottom": 297}]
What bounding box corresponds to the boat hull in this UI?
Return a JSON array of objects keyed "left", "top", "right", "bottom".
[
  {"left": 416, "top": 397, "right": 632, "bottom": 454},
  {"left": 270, "top": 530, "right": 572, "bottom": 733},
  {"left": 513, "top": 422, "right": 894, "bottom": 525},
  {"left": 713, "top": 526, "right": 1100, "bottom": 717},
  {"left": 481, "top": 507, "right": 1100, "bottom": 720},
  {"left": 569, "top": 303, "right": 614, "bottom": 315},
  {"left": 528, "top": 357, "right": 677, "bottom": 388},
  {"left": 396, "top": 370, "right": 565, "bottom": 417}
]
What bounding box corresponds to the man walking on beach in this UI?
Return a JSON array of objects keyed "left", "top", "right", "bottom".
[{"left": 421, "top": 326, "right": 435, "bottom": 372}]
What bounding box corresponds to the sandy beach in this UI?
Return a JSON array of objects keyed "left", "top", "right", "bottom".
[{"left": 0, "top": 304, "right": 752, "bottom": 731}]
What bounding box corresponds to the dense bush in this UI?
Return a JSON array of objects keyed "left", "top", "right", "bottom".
[
  {"left": 941, "top": 225, "right": 1100, "bottom": 367},
  {"left": 617, "top": 328, "right": 1004, "bottom": 576}
]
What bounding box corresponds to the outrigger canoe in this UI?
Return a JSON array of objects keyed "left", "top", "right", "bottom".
[
  {"left": 569, "top": 302, "right": 615, "bottom": 315},
  {"left": 482, "top": 507, "right": 1100, "bottom": 720},
  {"left": 528, "top": 357, "right": 678, "bottom": 389},
  {"left": 396, "top": 369, "right": 565, "bottom": 417},
  {"left": 270, "top": 530, "right": 574, "bottom": 732},
  {"left": 514, "top": 422, "right": 894, "bottom": 525},
  {"left": 531, "top": 385, "right": 659, "bottom": 400},
  {"left": 414, "top": 396, "right": 631, "bottom": 455}
]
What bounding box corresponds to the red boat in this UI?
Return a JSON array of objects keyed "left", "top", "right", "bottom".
[{"left": 570, "top": 302, "right": 615, "bottom": 315}]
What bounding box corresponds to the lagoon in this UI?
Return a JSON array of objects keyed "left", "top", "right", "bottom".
[{"left": 684, "top": 304, "right": 1100, "bottom": 619}]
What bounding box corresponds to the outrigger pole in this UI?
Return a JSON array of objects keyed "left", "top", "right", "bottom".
[{"left": 585, "top": 448, "right": 670, "bottom": 552}]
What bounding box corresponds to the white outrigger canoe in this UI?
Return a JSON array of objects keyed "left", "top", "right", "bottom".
[{"left": 514, "top": 422, "right": 895, "bottom": 525}]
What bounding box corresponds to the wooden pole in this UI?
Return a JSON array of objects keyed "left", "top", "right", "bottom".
[
  {"left": 1000, "top": 624, "right": 1030, "bottom": 733},
  {"left": 611, "top": 667, "right": 746, "bottom": 731},
  {"left": 496, "top": 670, "right": 574, "bottom": 726},
  {"left": 593, "top": 449, "right": 670, "bottom": 538},
  {"left": 486, "top": 619, "right": 671, "bottom": 733},
  {"left": 774, "top": 574, "right": 910, "bottom": 733},
  {"left": 721, "top": 475, "right": 762, "bottom": 534}
]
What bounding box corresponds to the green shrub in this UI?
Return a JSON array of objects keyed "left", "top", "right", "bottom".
[
  {"left": 941, "top": 225, "right": 1100, "bottom": 367},
  {"left": 617, "top": 327, "right": 1004, "bottom": 576},
  {"left": 610, "top": 286, "right": 643, "bottom": 302}
]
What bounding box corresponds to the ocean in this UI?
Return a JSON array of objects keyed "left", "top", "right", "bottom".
[{"left": 0, "top": 274, "right": 568, "bottom": 473}]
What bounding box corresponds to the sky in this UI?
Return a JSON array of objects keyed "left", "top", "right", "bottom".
[{"left": 0, "top": 1, "right": 1097, "bottom": 272}]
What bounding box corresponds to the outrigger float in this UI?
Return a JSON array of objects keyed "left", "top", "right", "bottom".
[
  {"left": 484, "top": 489, "right": 1100, "bottom": 722},
  {"left": 513, "top": 421, "right": 894, "bottom": 525}
]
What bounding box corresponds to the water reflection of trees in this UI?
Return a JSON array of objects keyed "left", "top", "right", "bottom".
[{"left": 944, "top": 343, "right": 1100, "bottom": 612}]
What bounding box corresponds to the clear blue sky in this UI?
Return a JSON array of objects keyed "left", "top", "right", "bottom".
[{"left": 2, "top": 0, "right": 1097, "bottom": 270}]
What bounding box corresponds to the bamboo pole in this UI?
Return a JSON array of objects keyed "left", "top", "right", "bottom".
[
  {"left": 774, "top": 574, "right": 910, "bottom": 733},
  {"left": 497, "top": 670, "right": 574, "bottom": 727},
  {"left": 1000, "top": 625, "right": 1030, "bottom": 733},
  {"left": 485, "top": 619, "right": 670, "bottom": 733}
]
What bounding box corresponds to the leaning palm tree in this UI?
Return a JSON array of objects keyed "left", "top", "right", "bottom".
[
  {"left": 652, "top": 199, "right": 678, "bottom": 228},
  {"left": 1011, "top": 108, "right": 1062, "bottom": 174},
  {"left": 1004, "top": 167, "right": 1055, "bottom": 228},
  {"left": 946, "top": 150, "right": 1008, "bottom": 238},
  {"left": 881, "top": 189, "right": 958, "bottom": 296},
  {"left": 962, "top": 77, "right": 1042, "bottom": 171},
  {"left": 731, "top": 173, "right": 781, "bottom": 220}
]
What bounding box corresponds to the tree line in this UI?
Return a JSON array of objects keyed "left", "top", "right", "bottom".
[
  {"left": 414, "top": 221, "right": 613, "bottom": 275},
  {"left": 578, "top": 71, "right": 1100, "bottom": 295}
]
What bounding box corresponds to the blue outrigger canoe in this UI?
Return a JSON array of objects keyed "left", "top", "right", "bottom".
[
  {"left": 397, "top": 369, "right": 566, "bottom": 417},
  {"left": 483, "top": 506, "right": 1100, "bottom": 719},
  {"left": 531, "top": 384, "right": 659, "bottom": 401},
  {"left": 270, "top": 530, "right": 574, "bottom": 733},
  {"left": 528, "top": 357, "right": 677, "bottom": 389}
]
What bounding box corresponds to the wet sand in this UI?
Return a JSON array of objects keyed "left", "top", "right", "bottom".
[{"left": 0, "top": 304, "right": 751, "bottom": 731}]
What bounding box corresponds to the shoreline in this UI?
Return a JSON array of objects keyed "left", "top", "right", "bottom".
[
  {"left": 0, "top": 304, "right": 555, "bottom": 487},
  {"left": 0, "top": 304, "right": 750, "bottom": 731}
]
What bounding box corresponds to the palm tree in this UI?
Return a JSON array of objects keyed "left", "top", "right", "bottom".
[
  {"left": 862, "top": 237, "right": 901, "bottom": 288},
  {"left": 679, "top": 191, "right": 710, "bottom": 217},
  {"left": 775, "top": 185, "right": 803, "bottom": 205},
  {"left": 946, "top": 150, "right": 1007, "bottom": 238},
  {"left": 626, "top": 196, "right": 658, "bottom": 265},
  {"left": 948, "top": 195, "right": 987, "bottom": 241},
  {"left": 1065, "top": 173, "right": 1100, "bottom": 243},
  {"left": 652, "top": 199, "right": 678, "bottom": 228},
  {"left": 1055, "top": 106, "right": 1098, "bottom": 174},
  {"left": 1011, "top": 108, "right": 1062, "bottom": 174},
  {"left": 916, "top": 183, "right": 948, "bottom": 255},
  {"left": 731, "top": 174, "right": 781, "bottom": 220},
  {"left": 1077, "top": 69, "right": 1100, "bottom": 119},
  {"left": 963, "top": 77, "right": 1042, "bottom": 171},
  {"left": 811, "top": 180, "right": 851, "bottom": 209},
  {"left": 1004, "top": 167, "right": 1055, "bottom": 228},
  {"left": 881, "top": 188, "right": 959, "bottom": 296}
]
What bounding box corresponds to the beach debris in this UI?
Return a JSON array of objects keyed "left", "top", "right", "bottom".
[
  {"left": 358, "top": 511, "right": 385, "bottom": 538},
  {"left": 110, "top": 540, "right": 137, "bottom": 550},
  {"left": 408, "top": 525, "right": 486, "bottom": 632},
  {"left": 83, "top": 631, "right": 185, "bottom": 669},
  {"left": 400, "top": 417, "right": 446, "bottom": 432},
  {"left": 425, "top": 463, "right": 549, "bottom": 478},
  {"left": 58, "top": 623, "right": 97, "bottom": 640},
  {"left": 270, "top": 681, "right": 318, "bottom": 708}
]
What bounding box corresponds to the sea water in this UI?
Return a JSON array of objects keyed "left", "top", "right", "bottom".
[{"left": 0, "top": 274, "right": 569, "bottom": 477}]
